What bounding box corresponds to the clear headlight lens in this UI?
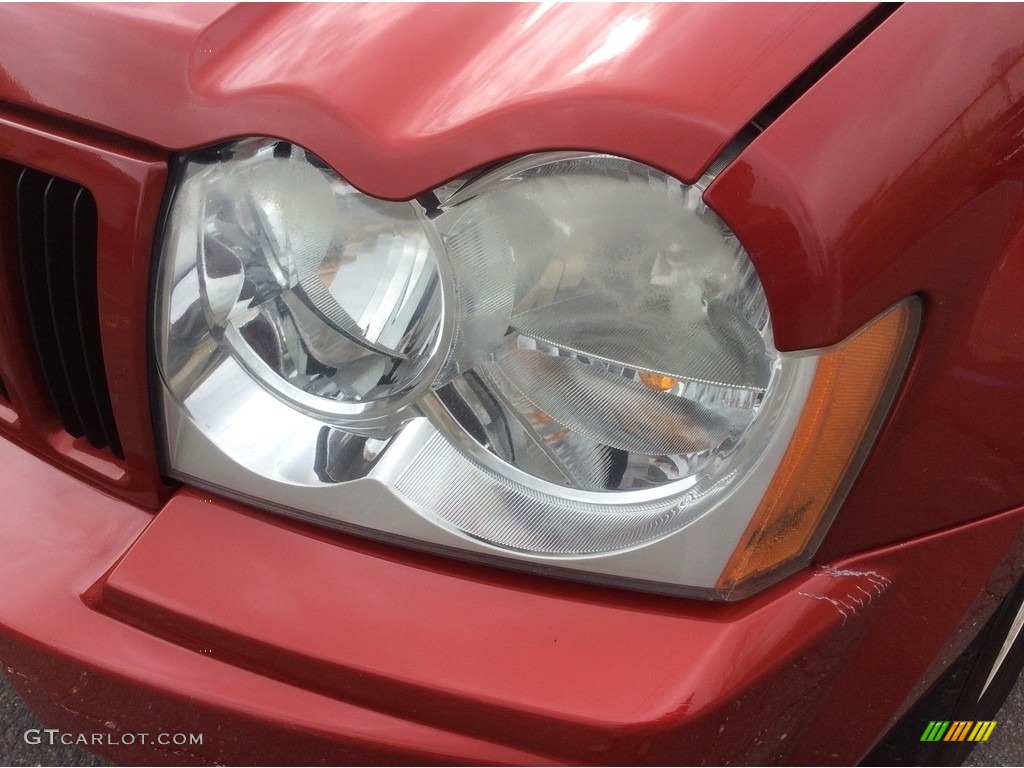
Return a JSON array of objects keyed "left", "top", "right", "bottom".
[
  {"left": 165, "top": 139, "right": 446, "bottom": 429},
  {"left": 155, "top": 138, "right": 916, "bottom": 599},
  {"left": 437, "top": 155, "right": 773, "bottom": 493}
]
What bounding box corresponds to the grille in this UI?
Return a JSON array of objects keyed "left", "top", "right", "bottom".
[{"left": 14, "top": 167, "right": 123, "bottom": 457}]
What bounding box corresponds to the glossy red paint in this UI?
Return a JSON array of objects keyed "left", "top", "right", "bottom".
[
  {"left": 0, "top": 110, "right": 169, "bottom": 507},
  {"left": 0, "top": 440, "right": 549, "bottom": 766},
  {"left": 0, "top": 435, "right": 1021, "bottom": 766},
  {"left": 706, "top": 3, "right": 1024, "bottom": 559},
  {"left": 0, "top": 3, "right": 873, "bottom": 194},
  {"left": 1, "top": 2, "right": 1023, "bottom": 765}
]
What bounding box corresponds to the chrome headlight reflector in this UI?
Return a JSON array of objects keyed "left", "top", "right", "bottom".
[
  {"left": 155, "top": 138, "right": 916, "bottom": 599},
  {"left": 161, "top": 138, "right": 447, "bottom": 431}
]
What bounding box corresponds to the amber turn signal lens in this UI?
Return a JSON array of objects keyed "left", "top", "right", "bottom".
[{"left": 717, "top": 300, "right": 919, "bottom": 596}]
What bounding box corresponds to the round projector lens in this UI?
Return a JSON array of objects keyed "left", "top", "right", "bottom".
[{"left": 189, "top": 139, "right": 445, "bottom": 419}]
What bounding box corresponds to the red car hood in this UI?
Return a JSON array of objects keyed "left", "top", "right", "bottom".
[{"left": 0, "top": 2, "right": 872, "bottom": 198}]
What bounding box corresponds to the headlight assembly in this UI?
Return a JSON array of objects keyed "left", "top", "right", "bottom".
[{"left": 154, "top": 137, "right": 917, "bottom": 599}]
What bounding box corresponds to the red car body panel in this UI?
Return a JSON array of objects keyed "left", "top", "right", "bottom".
[
  {"left": 1, "top": 436, "right": 1021, "bottom": 766},
  {"left": 1, "top": 2, "right": 1024, "bottom": 765},
  {"left": 0, "top": 3, "right": 873, "bottom": 192},
  {"left": 707, "top": 2, "right": 1024, "bottom": 558}
]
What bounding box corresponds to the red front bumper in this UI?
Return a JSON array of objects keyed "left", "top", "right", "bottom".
[{"left": 2, "top": 434, "right": 1022, "bottom": 766}]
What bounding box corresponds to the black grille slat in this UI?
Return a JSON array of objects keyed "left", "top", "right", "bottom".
[
  {"left": 42, "top": 178, "right": 101, "bottom": 444},
  {"left": 17, "top": 168, "right": 84, "bottom": 436},
  {"left": 15, "top": 166, "right": 122, "bottom": 457},
  {"left": 70, "top": 189, "right": 122, "bottom": 456}
]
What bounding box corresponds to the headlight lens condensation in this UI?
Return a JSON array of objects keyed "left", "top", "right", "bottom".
[{"left": 155, "top": 138, "right": 915, "bottom": 599}]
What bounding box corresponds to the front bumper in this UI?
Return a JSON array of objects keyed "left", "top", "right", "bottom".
[{"left": 2, "top": 435, "right": 1023, "bottom": 766}]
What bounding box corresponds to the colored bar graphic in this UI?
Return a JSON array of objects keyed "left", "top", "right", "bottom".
[
  {"left": 921, "top": 721, "right": 950, "bottom": 741},
  {"left": 947, "top": 721, "right": 969, "bottom": 741},
  {"left": 920, "top": 720, "right": 997, "bottom": 742}
]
